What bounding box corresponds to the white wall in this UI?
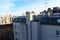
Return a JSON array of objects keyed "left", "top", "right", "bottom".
[
  {"left": 31, "top": 22, "right": 40, "bottom": 40},
  {"left": 40, "top": 25, "right": 60, "bottom": 40},
  {"left": 26, "top": 12, "right": 34, "bottom": 40},
  {"left": 13, "top": 22, "right": 27, "bottom": 40}
]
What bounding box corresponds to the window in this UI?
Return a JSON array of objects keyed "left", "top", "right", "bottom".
[
  {"left": 19, "top": 19, "right": 21, "bottom": 21},
  {"left": 15, "top": 19, "right": 17, "bottom": 21},
  {"left": 57, "top": 19, "right": 60, "bottom": 22},
  {"left": 18, "top": 32, "right": 20, "bottom": 36},
  {"left": 15, "top": 31, "right": 17, "bottom": 35},
  {"left": 56, "top": 30, "right": 60, "bottom": 37},
  {"left": 58, "top": 10, "right": 60, "bottom": 13},
  {"left": 15, "top": 25, "right": 17, "bottom": 29},
  {"left": 15, "top": 38, "right": 17, "bottom": 40},
  {"left": 56, "top": 30, "right": 59, "bottom": 36}
]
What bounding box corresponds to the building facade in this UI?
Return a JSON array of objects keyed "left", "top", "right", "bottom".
[
  {"left": 26, "top": 11, "right": 36, "bottom": 40},
  {"left": 31, "top": 21, "right": 40, "bottom": 40},
  {"left": 13, "top": 7, "right": 60, "bottom": 40},
  {"left": 13, "top": 16, "right": 27, "bottom": 40},
  {"left": 26, "top": 10, "right": 60, "bottom": 40},
  {"left": 0, "top": 15, "right": 13, "bottom": 25},
  {"left": 0, "top": 24, "right": 13, "bottom": 40},
  {"left": 40, "top": 24, "right": 60, "bottom": 40}
]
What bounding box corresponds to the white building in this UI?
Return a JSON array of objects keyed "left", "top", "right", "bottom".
[
  {"left": 40, "top": 24, "right": 60, "bottom": 40},
  {"left": 26, "top": 11, "right": 60, "bottom": 40},
  {"left": 26, "top": 11, "right": 36, "bottom": 40},
  {"left": 31, "top": 21, "right": 40, "bottom": 40},
  {"left": 31, "top": 21, "right": 60, "bottom": 40},
  {"left": 13, "top": 10, "right": 60, "bottom": 40},
  {"left": 13, "top": 16, "right": 27, "bottom": 40},
  {"left": 13, "top": 11, "right": 36, "bottom": 40}
]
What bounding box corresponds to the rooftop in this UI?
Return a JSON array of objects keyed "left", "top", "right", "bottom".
[{"left": 13, "top": 16, "right": 26, "bottom": 23}]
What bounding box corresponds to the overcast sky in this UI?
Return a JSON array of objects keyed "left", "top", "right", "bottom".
[{"left": 0, "top": 0, "right": 60, "bottom": 16}]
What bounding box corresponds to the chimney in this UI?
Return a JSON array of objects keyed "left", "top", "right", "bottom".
[{"left": 47, "top": 8, "right": 51, "bottom": 16}]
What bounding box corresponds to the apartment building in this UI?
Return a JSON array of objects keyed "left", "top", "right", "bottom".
[
  {"left": 0, "top": 15, "right": 12, "bottom": 25},
  {"left": 13, "top": 7, "right": 60, "bottom": 40},
  {"left": 33, "top": 7, "right": 60, "bottom": 40},
  {"left": 25, "top": 9, "right": 60, "bottom": 40},
  {"left": 0, "top": 15, "right": 14, "bottom": 40},
  {"left": 13, "top": 11, "right": 36, "bottom": 40},
  {"left": 13, "top": 16, "right": 27, "bottom": 40},
  {"left": 0, "top": 24, "right": 13, "bottom": 40},
  {"left": 26, "top": 11, "right": 36, "bottom": 40}
]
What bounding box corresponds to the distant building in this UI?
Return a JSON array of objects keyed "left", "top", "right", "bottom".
[
  {"left": 40, "top": 7, "right": 60, "bottom": 16},
  {"left": 0, "top": 15, "right": 14, "bottom": 40},
  {"left": 0, "top": 15, "right": 13, "bottom": 25},
  {"left": 0, "top": 24, "right": 13, "bottom": 40}
]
